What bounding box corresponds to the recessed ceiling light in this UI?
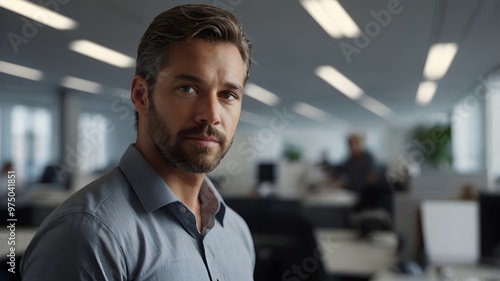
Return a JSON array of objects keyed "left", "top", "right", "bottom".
[
  {"left": 69, "top": 40, "right": 135, "bottom": 68},
  {"left": 61, "top": 76, "right": 103, "bottom": 94},
  {"left": 244, "top": 83, "right": 280, "bottom": 106},
  {"left": 0, "top": 0, "right": 78, "bottom": 30},
  {"left": 416, "top": 81, "right": 438, "bottom": 105},
  {"left": 300, "top": 0, "right": 360, "bottom": 38},
  {"left": 357, "top": 95, "right": 394, "bottom": 119},
  {"left": 293, "top": 102, "right": 331, "bottom": 122},
  {"left": 423, "top": 43, "right": 458, "bottom": 80},
  {"left": 315, "top": 65, "right": 364, "bottom": 100},
  {"left": 0, "top": 60, "right": 44, "bottom": 81}
]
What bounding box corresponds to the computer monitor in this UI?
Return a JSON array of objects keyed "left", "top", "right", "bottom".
[
  {"left": 421, "top": 200, "right": 479, "bottom": 265},
  {"left": 257, "top": 163, "right": 275, "bottom": 184},
  {"left": 479, "top": 193, "right": 500, "bottom": 266}
]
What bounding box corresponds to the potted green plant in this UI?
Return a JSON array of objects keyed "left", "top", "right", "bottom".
[
  {"left": 282, "top": 142, "right": 302, "bottom": 162},
  {"left": 409, "top": 125, "right": 453, "bottom": 168}
]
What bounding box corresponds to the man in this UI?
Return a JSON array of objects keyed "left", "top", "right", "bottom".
[
  {"left": 342, "top": 135, "right": 392, "bottom": 238},
  {"left": 341, "top": 134, "right": 376, "bottom": 193},
  {"left": 21, "top": 4, "right": 255, "bottom": 280}
]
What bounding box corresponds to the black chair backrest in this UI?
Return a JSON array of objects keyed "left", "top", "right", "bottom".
[{"left": 225, "top": 198, "right": 326, "bottom": 281}]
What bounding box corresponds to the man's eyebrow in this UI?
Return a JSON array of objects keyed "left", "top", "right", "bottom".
[
  {"left": 174, "top": 73, "right": 243, "bottom": 92},
  {"left": 173, "top": 73, "right": 204, "bottom": 84},
  {"left": 224, "top": 82, "right": 243, "bottom": 92}
]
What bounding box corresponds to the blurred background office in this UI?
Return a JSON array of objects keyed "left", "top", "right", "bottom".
[{"left": 1, "top": 0, "right": 500, "bottom": 280}]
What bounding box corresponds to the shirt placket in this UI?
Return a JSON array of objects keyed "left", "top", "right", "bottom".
[{"left": 173, "top": 203, "right": 216, "bottom": 281}]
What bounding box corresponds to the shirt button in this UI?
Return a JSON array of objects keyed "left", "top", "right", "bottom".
[{"left": 179, "top": 206, "right": 187, "bottom": 213}]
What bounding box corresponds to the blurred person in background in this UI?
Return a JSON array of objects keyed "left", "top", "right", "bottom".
[
  {"left": 340, "top": 135, "right": 394, "bottom": 238},
  {"left": 340, "top": 134, "right": 377, "bottom": 193},
  {"left": 21, "top": 4, "right": 255, "bottom": 280}
]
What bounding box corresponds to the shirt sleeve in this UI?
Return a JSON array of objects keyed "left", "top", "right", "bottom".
[{"left": 20, "top": 212, "right": 128, "bottom": 281}]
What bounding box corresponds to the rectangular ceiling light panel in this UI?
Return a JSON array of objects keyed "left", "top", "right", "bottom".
[{"left": 0, "top": 0, "right": 77, "bottom": 30}]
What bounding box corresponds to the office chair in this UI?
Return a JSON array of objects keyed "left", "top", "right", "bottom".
[
  {"left": 225, "top": 197, "right": 302, "bottom": 217},
  {"left": 39, "top": 164, "right": 72, "bottom": 190},
  {"left": 225, "top": 198, "right": 326, "bottom": 281},
  {"left": 350, "top": 171, "right": 394, "bottom": 239}
]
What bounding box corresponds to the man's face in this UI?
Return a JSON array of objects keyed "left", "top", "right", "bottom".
[
  {"left": 348, "top": 137, "right": 362, "bottom": 156},
  {"left": 146, "top": 39, "right": 245, "bottom": 173}
]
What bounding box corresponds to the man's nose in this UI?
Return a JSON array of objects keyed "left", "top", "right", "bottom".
[{"left": 194, "top": 93, "right": 222, "bottom": 125}]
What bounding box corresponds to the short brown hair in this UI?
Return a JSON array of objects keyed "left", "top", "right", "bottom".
[{"left": 134, "top": 4, "right": 252, "bottom": 128}]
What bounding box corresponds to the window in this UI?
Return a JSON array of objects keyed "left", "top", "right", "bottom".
[
  {"left": 451, "top": 97, "right": 484, "bottom": 173},
  {"left": 11, "top": 105, "right": 52, "bottom": 182},
  {"left": 77, "top": 113, "right": 108, "bottom": 173}
]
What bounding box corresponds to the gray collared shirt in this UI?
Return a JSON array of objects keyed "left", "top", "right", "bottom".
[{"left": 20, "top": 145, "right": 255, "bottom": 280}]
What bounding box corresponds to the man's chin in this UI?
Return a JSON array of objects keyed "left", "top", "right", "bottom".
[
  {"left": 178, "top": 161, "right": 218, "bottom": 174},
  {"left": 173, "top": 152, "right": 222, "bottom": 173},
  {"left": 165, "top": 142, "right": 228, "bottom": 173}
]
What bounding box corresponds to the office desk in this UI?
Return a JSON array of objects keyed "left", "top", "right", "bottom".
[
  {"left": 303, "top": 189, "right": 357, "bottom": 228},
  {"left": 371, "top": 266, "right": 500, "bottom": 281},
  {"left": 315, "top": 228, "right": 397, "bottom": 278},
  {"left": 303, "top": 188, "right": 357, "bottom": 207}
]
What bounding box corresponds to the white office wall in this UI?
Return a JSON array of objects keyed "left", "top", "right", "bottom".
[
  {"left": 210, "top": 129, "right": 261, "bottom": 196},
  {"left": 278, "top": 125, "right": 411, "bottom": 168},
  {"left": 213, "top": 123, "right": 411, "bottom": 196},
  {"left": 77, "top": 91, "right": 136, "bottom": 168},
  {"left": 378, "top": 126, "right": 412, "bottom": 166}
]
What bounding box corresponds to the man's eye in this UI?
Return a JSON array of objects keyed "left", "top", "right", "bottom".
[
  {"left": 179, "top": 86, "right": 194, "bottom": 93},
  {"left": 221, "top": 92, "right": 237, "bottom": 101}
]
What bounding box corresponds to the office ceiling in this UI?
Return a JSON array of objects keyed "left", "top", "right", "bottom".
[{"left": 1, "top": 0, "right": 499, "bottom": 128}]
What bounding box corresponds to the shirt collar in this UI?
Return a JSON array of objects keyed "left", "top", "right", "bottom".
[
  {"left": 201, "top": 177, "right": 226, "bottom": 227},
  {"left": 119, "top": 144, "right": 226, "bottom": 224}
]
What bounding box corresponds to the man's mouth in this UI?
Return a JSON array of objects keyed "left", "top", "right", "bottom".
[{"left": 184, "top": 134, "right": 221, "bottom": 147}]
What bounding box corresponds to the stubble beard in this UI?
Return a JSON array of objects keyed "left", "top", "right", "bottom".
[{"left": 147, "top": 100, "right": 233, "bottom": 173}]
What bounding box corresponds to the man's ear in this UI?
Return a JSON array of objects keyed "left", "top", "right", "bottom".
[{"left": 131, "top": 75, "right": 149, "bottom": 116}]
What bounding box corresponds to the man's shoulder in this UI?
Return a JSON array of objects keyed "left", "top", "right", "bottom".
[{"left": 41, "top": 167, "right": 137, "bottom": 229}]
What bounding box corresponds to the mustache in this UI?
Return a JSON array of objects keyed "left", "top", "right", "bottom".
[{"left": 178, "top": 124, "right": 226, "bottom": 143}]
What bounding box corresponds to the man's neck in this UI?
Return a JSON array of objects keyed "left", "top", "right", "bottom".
[{"left": 162, "top": 166, "right": 205, "bottom": 210}]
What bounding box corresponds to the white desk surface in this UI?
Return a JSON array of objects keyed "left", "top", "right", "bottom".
[
  {"left": 371, "top": 265, "right": 500, "bottom": 281},
  {"left": 315, "top": 228, "right": 397, "bottom": 276},
  {"left": 0, "top": 227, "right": 38, "bottom": 257},
  {"left": 26, "top": 189, "right": 73, "bottom": 207},
  {"left": 304, "top": 188, "right": 358, "bottom": 207}
]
